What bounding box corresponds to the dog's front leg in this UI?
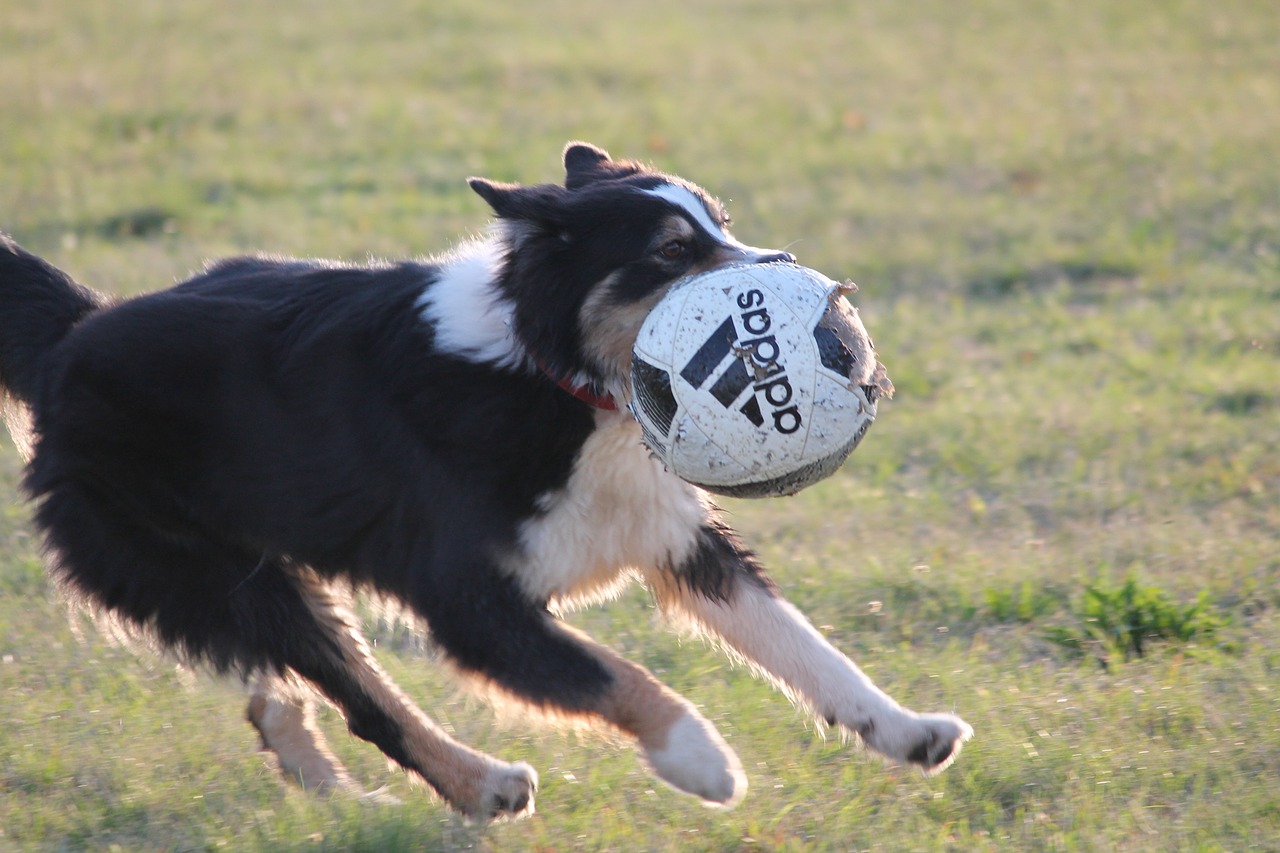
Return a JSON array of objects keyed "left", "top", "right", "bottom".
[
  {"left": 414, "top": 549, "right": 746, "bottom": 807},
  {"left": 554, "top": 622, "right": 748, "bottom": 806},
  {"left": 649, "top": 523, "right": 972, "bottom": 774}
]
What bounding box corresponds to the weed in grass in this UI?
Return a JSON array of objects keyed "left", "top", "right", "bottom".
[{"left": 1046, "top": 573, "right": 1228, "bottom": 667}]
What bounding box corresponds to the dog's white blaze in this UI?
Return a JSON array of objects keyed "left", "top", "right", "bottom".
[
  {"left": 416, "top": 238, "right": 526, "bottom": 369},
  {"left": 511, "top": 414, "right": 709, "bottom": 606},
  {"left": 643, "top": 184, "right": 730, "bottom": 241},
  {"left": 642, "top": 183, "right": 781, "bottom": 261}
]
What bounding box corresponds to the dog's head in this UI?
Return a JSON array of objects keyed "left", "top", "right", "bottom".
[{"left": 470, "top": 143, "right": 796, "bottom": 402}]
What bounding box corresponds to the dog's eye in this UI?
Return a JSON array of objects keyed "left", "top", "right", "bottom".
[{"left": 659, "top": 240, "right": 686, "bottom": 259}]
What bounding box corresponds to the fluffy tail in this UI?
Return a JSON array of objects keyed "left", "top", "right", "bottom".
[{"left": 1, "top": 232, "right": 106, "bottom": 457}]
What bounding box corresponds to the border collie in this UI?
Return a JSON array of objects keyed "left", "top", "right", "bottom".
[{"left": 0, "top": 143, "right": 970, "bottom": 819}]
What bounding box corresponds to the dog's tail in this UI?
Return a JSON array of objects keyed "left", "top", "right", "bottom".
[{"left": 1, "top": 232, "right": 107, "bottom": 457}]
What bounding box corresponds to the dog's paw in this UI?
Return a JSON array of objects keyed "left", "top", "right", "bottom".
[
  {"left": 643, "top": 712, "right": 747, "bottom": 807},
  {"left": 906, "top": 713, "right": 973, "bottom": 773},
  {"left": 474, "top": 761, "right": 538, "bottom": 821},
  {"left": 865, "top": 711, "right": 972, "bottom": 774}
]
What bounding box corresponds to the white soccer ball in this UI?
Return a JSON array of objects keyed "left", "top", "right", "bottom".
[{"left": 629, "top": 263, "right": 892, "bottom": 498}]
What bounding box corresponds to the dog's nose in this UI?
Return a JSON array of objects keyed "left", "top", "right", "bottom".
[{"left": 753, "top": 251, "right": 796, "bottom": 265}]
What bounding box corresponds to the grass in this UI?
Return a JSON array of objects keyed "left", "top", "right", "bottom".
[{"left": 2, "top": 0, "right": 1278, "bottom": 849}]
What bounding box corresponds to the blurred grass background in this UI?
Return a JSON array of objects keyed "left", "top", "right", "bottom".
[{"left": 1, "top": 0, "right": 1277, "bottom": 850}]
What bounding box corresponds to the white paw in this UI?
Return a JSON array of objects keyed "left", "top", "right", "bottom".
[
  {"left": 643, "top": 712, "right": 746, "bottom": 807},
  {"left": 475, "top": 761, "right": 538, "bottom": 820},
  {"left": 862, "top": 711, "right": 973, "bottom": 774}
]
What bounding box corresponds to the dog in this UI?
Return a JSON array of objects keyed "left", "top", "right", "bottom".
[{"left": 0, "top": 142, "right": 971, "bottom": 819}]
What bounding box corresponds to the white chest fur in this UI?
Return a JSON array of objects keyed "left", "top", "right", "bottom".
[{"left": 509, "top": 413, "right": 710, "bottom": 608}]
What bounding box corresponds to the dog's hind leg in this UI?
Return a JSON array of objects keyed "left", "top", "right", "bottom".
[
  {"left": 274, "top": 572, "right": 539, "bottom": 819},
  {"left": 246, "top": 672, "right": 364, "bottom": 797},
  {"left": 646, "top": 522, "right": 973, "bottom": 775},
  {"left": 36, "top": 488, "right": 536, "bottom": 819}
]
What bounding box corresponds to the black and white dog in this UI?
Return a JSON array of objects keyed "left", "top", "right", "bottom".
[{"left": 0, "top": 143, "right": 970, "bottom": 819}]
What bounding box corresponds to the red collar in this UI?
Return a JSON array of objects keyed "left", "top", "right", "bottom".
[{"left": 535, "top": 359, "right": 618, "bottom": 410}]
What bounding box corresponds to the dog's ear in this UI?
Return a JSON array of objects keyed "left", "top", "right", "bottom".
[
  {"left": 468, "top": 179, "right": 569, "bottom": 225},
  {"left": 563, "top": 142, "right": 611, "bottom": 179},
  {"left": 562, "top": 141, "right": 643, "bottom": 190}
]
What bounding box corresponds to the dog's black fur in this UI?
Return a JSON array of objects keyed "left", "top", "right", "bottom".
[{"left": 1, "top": 143, "right": 970, "bottom": 818}]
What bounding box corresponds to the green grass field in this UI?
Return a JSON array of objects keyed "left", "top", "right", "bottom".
[{"left": 2, "top": 0, "right": 1278, "bottom": 849}]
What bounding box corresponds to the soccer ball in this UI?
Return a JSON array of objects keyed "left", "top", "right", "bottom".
[{"left": 629, "top": 263, "right": 892, "bottom": 498}]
